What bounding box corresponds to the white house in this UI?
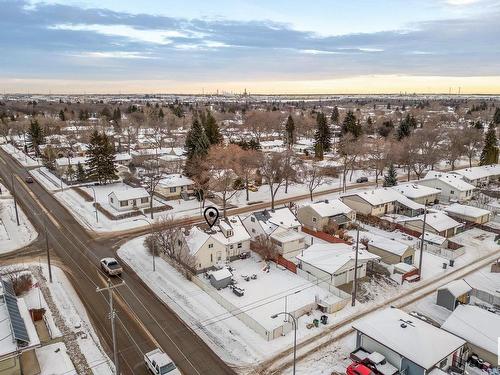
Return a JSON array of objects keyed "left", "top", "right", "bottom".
[
  {"left": 240, "top": 207, "right": 301, "bottom": 239},
  {"left": 451, "top": 164, "right": 500, "bottom": 187},
  {"left": 108, "top": 187, "right": 150, "bottom": 211},
  {"left": 296, "top": 243, "right": 380, "bottom": 287},
  {"left": 418, "top": 171, "right": 475, "bottom": 203},
  {"left": 391, "top": 184, "right": 441, "bottom": 205},
  {"left": 156, "top": 174, "right": 194, "bottom": 199},
  {"left": 352, "top": 308, "right": 466, "bottom": 375}
]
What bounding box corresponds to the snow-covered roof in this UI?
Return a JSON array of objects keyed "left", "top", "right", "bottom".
[
  {"left": 398, "top": 212, "right": 461, "bottom": 232},
  {"left": 158, "top": 174, "right": 194, "bottom": 188},
  {"left": 296, "top": 243, "right": 380, "bottom": 275},
  {"left": 109, "top": 187, "right": 149, "bottom": 201},
  {"left": 422, "top": 171, "right": 475, "bottom": 192},
  {"left": 55, "top": 153, "right": 131, "bottom": 167},
  {"left": 441, "top": 305, "right": 500, "bottom": 356},
  {"left": 444, "top": 203, "right": 491, "bottom": 219},
  {"left": 211, "top": 217, "right": 251, "bottom": 246},
  {"left": 452, "top": 164, "right": 500, "bottom": 181},
  {"left": 253, "top": 208, "right": 300, "bottom": 234},
  {"left": 342, "top": 188, "right": 424, "bottom": 211},
  {"left": 391, "top": 184, "right": 441, "bottom": 199},
  {"left": 438, "top": 279, "right": 472, "bottom": 298},
  {"left": 367, "top": 236, "right": 410, "bottom": 256},
  {"left": 304, "top": 199, "right": 353, "bottom": 218},
  {"left": 420, "top": 232, "right": 447, "bottom": 246},
  {"left": 184, "top": 227, "right": 210, "bottom": 255},
  {"left": 210, "top": 268, "right": 232, "bottom": 281},
  {"left": 270, "top": 229, "right": 305, "bottom": 243},
  {"left": 352, "top": 308, "right": 465, "bottom": 369}
]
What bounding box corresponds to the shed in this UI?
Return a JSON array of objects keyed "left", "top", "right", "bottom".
[
  {"left": 367, "top": 237, "right": 415, "bottom": 265},
  {"left": 436, "top": 279, "right": 472, "bottom": 311},
  {"left": 209, "top": 268, "right": 232, "bottom": 290}
]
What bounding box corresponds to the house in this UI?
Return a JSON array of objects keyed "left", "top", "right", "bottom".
[
  {"left": 441, "top": 305, "right": 500, "bottom": 365},
  {"left": 341, "top": 188, "right": 424, "bottom": 217},
  {"left": 352, "top": 308, "right": 467, "bottom": 375},
  {"left": 269, "top": 230, "right": 306, "bottom": 261},
  {"left": 418, "top": 171, "right": 475, "bottom": 203},
  {"left": 366, "top": 236, "right": 415, "bottom": 265},
  {"left": 397, "top": 212, "right": 462, "bottom": 238},
  {"left": 0, "top": 279, "right": 41, "bottom": 375},
  {"left": 209, "top": 268, "right": 233, "bottom": 290},
  {"left": 108, "top": 187, "right": 150, "bottom": 212},
  {"left": 436, "top": 279, "right": 472, "bottom": 311},
  {"left": 443, "top": 203, "right": 491, "bottom": 224},
  {"left": 391, "top": 184, "right": 441, "bottom": 205},
  {"left": 419, "top": 232, "right": 449, "bottom": 248},
  {"left": 297, "top": 199, "right": 356, "bottom": 231},
  {"left": 156, "top": 174, "right": 194, "bottom": 199},
  {"left": 54, "top": 153, "right": 132, "bottom": 175},
  {"left": 241, "top": 207, "right": 301, "bottom": 239},
  {"left": 296, "top": 243, "right": 380, "bottom": 287},
  {"left": 182, "top": 216, "right": 251, "bottom": 272},
  {"left": 451, "top": 164, "right": 500, "bottom": 187}
]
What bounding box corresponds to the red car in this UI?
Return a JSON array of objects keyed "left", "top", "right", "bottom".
[{"left": 346, "top": 363, "right": 374, "bottom": 375}]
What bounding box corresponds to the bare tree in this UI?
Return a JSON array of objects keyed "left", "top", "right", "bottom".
[
  {"left": 443, "top": 128, "right": 466, "bottom": 171},
  {"left": 259, "top": 152, "right": 287, "bottom": 209},
  {"left": 252, "top": 235, "right": 280, "bottom": 260},
  {"left": 237, "top": 148, "right": 263, "bottom": 201},
  {"left": 338, "top": 135, "right": 361, "bottom": 192},
  {"left": 244, "top": 110, "right": 284, "bottom": 142},
  {"left": 462, "top": 127, "right": 483, "bottom": 167},
  {"left": 364, "top": 137, "right": 389, "bottom": 186},
  {"left": 301, "top": 162, "right": 326, "bottom": 201}
]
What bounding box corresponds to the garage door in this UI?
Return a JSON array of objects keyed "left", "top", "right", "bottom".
[{"left": 360, "top": 335, "right": 402, "bottom": 368}]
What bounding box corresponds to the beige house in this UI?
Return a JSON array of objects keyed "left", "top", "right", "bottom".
[
  {"left": 391, "top": 184, "right": 441, "bottom": 205},
  {"left": 443, "top": 203, "right": 491, "bottom": 224},
  {"left": 366, "top": 236, "right": 415, "bottom": 265},
  {"left": 297, "top": 199, "right": 355, "bottom": 231},
  {"left": 270, "top": 230, "right": 306, "bottom": 260},
  {"left": 398, "top": 212, "right": 462, "bottom": 238},
  {"left": 156, "top": 174, "right": 194, "bottom": 199}
]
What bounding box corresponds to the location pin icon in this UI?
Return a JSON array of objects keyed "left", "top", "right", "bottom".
[{"left": 203, "top": 206, "right": 219, "bottom": 228}]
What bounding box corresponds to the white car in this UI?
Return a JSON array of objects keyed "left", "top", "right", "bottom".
[
  {"left": 100, "top": 257, "right": 123, "bottom": 276},
  {"left": 144, "top": 348, "right": 180, "bottom": 374}
]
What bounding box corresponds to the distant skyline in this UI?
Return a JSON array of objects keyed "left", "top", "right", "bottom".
[{"left": 1, "top": 0, "right": 500, "bottom": 94}]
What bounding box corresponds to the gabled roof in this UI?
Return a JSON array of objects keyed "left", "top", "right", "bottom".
[
  {"left": 158, "top": 174, "right": 194, "bottom": 188},
  {"left": 342, "top": 188, "right": 424, "bottom": 211},
  {"left": 452, "top": 164, "right": 500, "bottom": 181},
  {"left": 184, "top": 227, "right": 211, "bottom": 255},
  {"left": 438, "top": 279, "right": 472, "bottom": 298},
  {"left": 253, "top": 207, "right": 300, "bottom": 233},
  {"left": 109, "top": 187, "right": 149, "bottom": 201},
  {"left": 422, "top": 171, "right": 475, "bottom": 192},
  {"left": 444, "top": 203, "right": 491, "bottom": 219},
  {"left": 352, "top": 308, "right": 465, "bottom": 369},
  {"left": 391, "top": 184, "right": 441, "bottom": 199},
  {"left": 367, "top": 236, "right": 409, "bottom": 256},
  {"left": 303, "top": 199, "right": 353, "bottom": 218},
  {"left": 398, "top": 212, "right": 461, "bottom": 232}
]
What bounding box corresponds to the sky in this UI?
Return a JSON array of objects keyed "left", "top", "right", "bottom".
[{"left": 1, "top": 0, "right": 500, "bottom": 94}]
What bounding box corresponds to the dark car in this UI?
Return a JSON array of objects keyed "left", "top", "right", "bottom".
[
  {"left": 356, "top": 176, "right": 368, "bottom": 183},
  {"left": 25, "top": 176, "right": 34, "bottom": 183}
]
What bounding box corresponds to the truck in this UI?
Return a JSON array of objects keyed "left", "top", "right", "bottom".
[{"left": 144, "top": 348, "right": 180, "bottom": 375}]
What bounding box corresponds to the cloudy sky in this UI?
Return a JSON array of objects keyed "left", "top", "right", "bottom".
[{"left": 1, "top": 0, "right": 500, "bottom": 94}]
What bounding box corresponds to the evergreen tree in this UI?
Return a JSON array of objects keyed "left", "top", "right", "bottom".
[
  {"left": 184, "top": 119, "right": 210, "bottom": 160},
  {"left": 86, "top": 131, "right": 117, "bottom": 184},
  {"left": 314, "top": 112, "right": 332, "bottom": 159},
  {"left": 76, "top": 162, "right": 86, "bottom": 182},
  {"left": 397, "top": 113, "right": 417, "bottom": 140},
  {"left": 101, "top": 107, "right": 111, "bottom": 119},
  {"left": 383, "top": 164, "right": 398, "bottom": 187},
  {"left": 330, "top": 106, "right": 339, "bottom": 124},
  {"left": 285, "top": 115, "right": 295, "bottom": 146},
  {"left": 479, "top": 123, "right": 499, "bottom": 165},
  {"left": 59, "top": 109, "right": 65, "bottom": 121},
  {"left": 341, "top": 110, "right": 361, "bottom": 138},
  {"left": 202, "top": 110, "right": 223, "bottom": 145},
  {"left": 158, "top": 108, "right": 164, "bottom": 119},
  {"left": 494, "top": 108, "right": 500, "bottom": 124},
  {"left": 41, "top": 145, "right": 56, "bottom": 171},
  {"left": 27, "top": 120, "right": 44, "bottom": 155},
  {"left": 112, "top": 108, "right": 121, "bottom": 124}
]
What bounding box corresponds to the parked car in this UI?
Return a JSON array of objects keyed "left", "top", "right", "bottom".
[
  {"left": 356, "top": 176, "right": 368, "bottom": 183},
  {"left": 247, "top": 183, "right": 259, "bottom": 192},
  {"left": 25, "top": 176, "right": 34, "bottom": 183},
  {"left": 346, "top": 363, "right": 374, "bottom": 375},
  {"left": 144, "top": 348, "right": 180, "bottom": 374},
  {"left": 100, "top": 258, "right": 123, "bottom": 276}
]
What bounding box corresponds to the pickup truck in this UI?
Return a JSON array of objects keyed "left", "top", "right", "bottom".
[
  {"left": 144, "top": 348, "right": 180, "bottom": 375},
  {"left": 100, "top": 258, "right": 123, "bottom": 276}
]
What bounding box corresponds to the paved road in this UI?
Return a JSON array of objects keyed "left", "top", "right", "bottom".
[{"left": 0, "top": 148, "right": 236, "bottom": 375}]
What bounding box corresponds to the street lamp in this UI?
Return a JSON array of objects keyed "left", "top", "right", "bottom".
[
  {"left": 133, "top": 217, "right": 155, "bottom": 271},
  {"left": 88, "top": 186, "right": 99, "bottom": 223},
  {"left": 271, "top": 312, "right": 297, "bottom": 375}
]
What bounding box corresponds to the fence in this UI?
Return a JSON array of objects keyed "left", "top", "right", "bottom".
[
  {"left": 301, "top": 227, "right": 350, "bottom": 244},
  {"left": 417, "top": 241, "right": 466, "bottom": 260},
  {"left": 276, "top": 256, "right": 297, "bottom": 273},
  {"left": 471, "top": 288, "right": 500, "bottom": 307}
]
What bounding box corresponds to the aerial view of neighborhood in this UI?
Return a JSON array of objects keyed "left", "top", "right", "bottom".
[{"left": 1, "top": 0, "right": 500, "bottom": 375}]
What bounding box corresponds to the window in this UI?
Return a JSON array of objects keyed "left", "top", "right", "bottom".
[
  {"left": 177, "top": 240, "right": 182, "bottom": 246},
  {"left": 110, "top": 197, "right": 114, "bottom": 203},
  {"left": 237, "top": 243, "right": 242, "bottom": 248},
  {"left": 251, "top": 217, "right": 255, "bottom": 222},
  {"left": 141, "top": 197, "right": 149, "bottom": 203},
  {"left": 120, "top": 200, "right": 128, "bottom": 207},
  {"left": 252, "top": 228, "right": 256, "bottom": 233},
  {"left": 230, "top": 245, "right": 233, "bottom": 249},
  {"left": 210, "top": 254, "right": 213, "bottom": 262},
  {"left": 312, "top": 217, "right": 317, "bottom": 223},
  {"left": 170, "top": 187, "right": 177, "bottom": 193},
  {"left": 208, "top": 243, "right": 213, "bottom": 248},
  {"left": 439, "top": 358, "right": 448, "bottom": 368},
  {"left": 450, "top": 190, "right": 455, "bottom": 195}
]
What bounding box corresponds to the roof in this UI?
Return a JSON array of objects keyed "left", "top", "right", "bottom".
[
  {"left": 444, "top": 203, "right": 491, "bottom": 219},
  {"left": 296, "top": 243, "right": 380, "bottom": 275},
  {"left": 55, "top": 153, "right": 131, "bottom": 167},
  {"left": 184, "top": 227, "right": 210, "bottom": 255},
  {"left": 352, "top": 308, "right": 465, "bottom": 369},
  {"left": 270, "top": 229, "right": 305, "bottom": 243},
  {"left": 342, "top": 188, "right": 424, "bottom": 211},
  {"left": 398, "top": 212, "right": 461, "bottom": 232},
  {"left": 211, "top": 217, "right": 251, "bottom": 246},
  {"left": 367, "top": 237, "right": 410, "bottom": 256},
  {"left": 158, "top": 174, "right": 194, "bottom": 188},
  {"left": 438, "top": 279, "right": 472, "bottom": 298},
  {"left": 422, "top": 171, "right": 475, "bottom": 192},
  {"left": 252, "top": 207, "right": 300, "bottom": 234},
  {"left": 210, "top": 268, "right": 232, "bottom": 281},
  {"left": 303, "top": 199, "right": 353, "bottom": 218},
  {"left": 441, "top": 305, "right": 500, "bottom": 355},
  {"left": 452, "top": 164, "right": 500, "bottom": 181},
  {"left": 391, "top": 184, "right": 441, "bottom": 199},
  {"left": 420, "top": 232, "right": 447, "bottom": 246},
  {"left": 109, "top": 187, "right": 149, "bottom": 201}
]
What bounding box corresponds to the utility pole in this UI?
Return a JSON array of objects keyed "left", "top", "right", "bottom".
[
  {"left": 43, "top": 216, "right": 53, "bottom": 283},
  {"left": 418, "top": 207, "right": 427, "bottom": 278},
  {"left": 11, "top": 173, "right": 20, "bottom": 226},
  {"left": 351, "top": 225, "right": 360, "bottom": 307},
  {"left": 96, "top": 279, "right": 125, "bottom": 375}
]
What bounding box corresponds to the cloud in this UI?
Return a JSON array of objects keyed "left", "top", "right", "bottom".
[{"left": 445, "top": 0, "right": 482, "bottom": 5}]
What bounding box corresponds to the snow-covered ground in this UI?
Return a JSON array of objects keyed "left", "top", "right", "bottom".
[
  {"left": 29, "top": 167, "right": 68, "bottom": 192},
  {"left": 0, "top": 185, "right": 38, "bottom": 253},
  {"left": 36, "top": 342, "right": 77, "bottom": 375},
  {"left": 0, "top": 143, "right": 40, "bottom": 167}
]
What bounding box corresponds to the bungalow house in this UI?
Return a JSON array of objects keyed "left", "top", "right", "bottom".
[
  {"left": 443, "top": 203, "right": 491, "bottom": 224},
  {"left": 0, "top": 279, "right": 41, "bottom": 375},
  {"left": 156, "top": 174, "right": 194, "bottom": 200},
  {"left": 451, "top": 164, "right": 500, "bottom": 187},
  {"left": 296, "top": 243, "right": 380, "bottom": 287},
  {"left": 108, "top": 187, "right": 150, "bottom": 212},
  {"left": 259, "top": 140, "right": 285, "bottom": 152},
  {"left": 397, "top": 212, "right": 462, "bottom": 238},
  {"left": 54, "top": 153, "right": 132, "bottom": 176},
  {"left": 436, "top": 279, "right": 472, "bottom": 311},
  {"left": 418, "top": 171, "right": 475, "bottom": 203},
  {"left": 241, "top": 207, "right": 301, "bottom": 240},
  {"left": 340, "top": 188, "right": 424, "bottom": 217},
  {"left": 391, "top": 184, "right": 441, "bottom": 205},
  {"left": 441, "top": 305, "right": 500, "bottom": 365},
  {"left": 297, "top": 199, "right": 356, "bottom": 231},
  {"left": 352, "top": 308, "right": 467, "bottom": 375},
  {"left": 366, "top": 236, "right": 415, "bottom": 265}
]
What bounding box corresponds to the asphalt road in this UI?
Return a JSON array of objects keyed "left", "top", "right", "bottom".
[{"left": 0, "top": 149, "right": 236, "bottom": 375}]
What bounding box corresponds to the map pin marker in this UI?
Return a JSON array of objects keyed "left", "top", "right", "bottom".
[{"left": 203, "top": 206, "right": 219, "bottom": 228}]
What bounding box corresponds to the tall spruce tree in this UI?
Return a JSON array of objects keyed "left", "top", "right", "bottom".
[
  {"left": 86, "top": 131, "right": 117, "bottom": 184},
  {"left": 397, "top": 113, "right": 417, "bottom": 140},
  {"left": 314, "top": 112, "right": 331, "bottom": 159},
  {"left": 185, "top": 118, "right": 210, "bottom": 160},
  {"left": 285, "top": 115, "right": 295, "bottom": 147},
  {"left": 341, "top": 110, "right": 361, "bottom": 138},
  {"left": 76, "top": 162, "right": 86, "bottom": 182},
  {"left": 331, "top": 106, "right": 339, "bottom": 124},
  {"left": 27, "top": 120, "right": 44, "bottom": 156},
  {"left": 479, "top": 123, "right": 499, "bottom": 165},
  {"left": 383, "top": 164, "right": 398, "bottom": 187},
  {"left": 202, "top": 110, "right": 223, "bottom": 145},
  {"left": 494, "top": 108, "right": 500, "bottom": 125}
]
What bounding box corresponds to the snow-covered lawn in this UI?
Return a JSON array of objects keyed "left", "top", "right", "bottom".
[
  {"left": 0, "top": 188, "right": 38, "bottom": 253},
  {"left": 36, "top": 342, "right": 77, "bottom": 375},
  {"left": 29, "top": 167, "right": 68, "bottom": 192},
  {"left": 0, "top": 143, "right": 40, "bottom": 167}
]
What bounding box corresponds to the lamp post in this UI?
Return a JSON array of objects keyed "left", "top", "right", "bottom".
[
  {"left": 271, "top": 312, "right": 297, "bottom": 375},
  {"left": 88, "top": 186, "right": 99, "bottom": 223},
  {"left": 134, "top": 217, "right": 155, "bottom": 271}
]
